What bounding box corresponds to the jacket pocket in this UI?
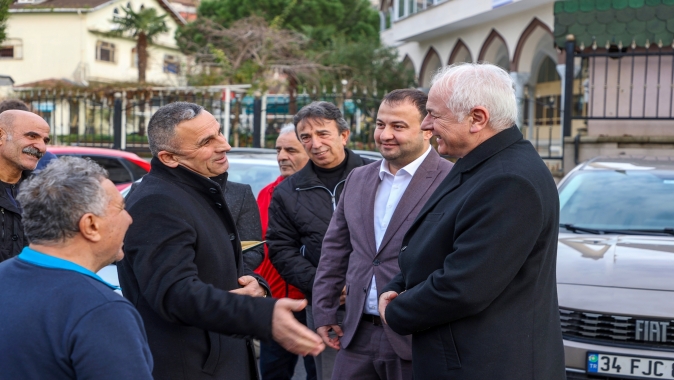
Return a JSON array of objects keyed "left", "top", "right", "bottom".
[
  {"left": 440, "top": 324, "right": 461, "bottom": 370},
  {"left": 202, "top": 331, "right": 221, "bottom": 375},
  {"left": 423, "top": 212, "right": 444, "bottom": 222}
]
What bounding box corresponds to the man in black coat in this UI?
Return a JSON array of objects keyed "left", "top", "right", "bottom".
[
  {"left": 0, "top": 109, "right": 50, "bottom": 262},
  {"left": 118, "top": 102, "right": 324, "bottom": 380},
  {"left": 266, "top": 101, "right": 374, "bottom": 380},
  {"left": 225, "top": 181, "right": 264, "bottom": 270},
  {"left": 379, "top": 63, "right": 565, "bottom": 380}
]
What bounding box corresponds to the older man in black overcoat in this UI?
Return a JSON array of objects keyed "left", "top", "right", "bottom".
[
  {"left": 118, "top": 102, "right": 324, "bottom": 380},
  {"left": 379, "top": 63, "right": 565, "bottom": 380}
]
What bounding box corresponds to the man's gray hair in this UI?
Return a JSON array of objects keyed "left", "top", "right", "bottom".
[
  {"left": 293, "top": 101, "right": 349, "bottom": 134},
  {"left": 431, "top": 63, "right": 518, "bottom": 131},
  {"left": 17, "top": 157, "right": 109, "bottom": 244},
  {"left": 148, "top": 102, "right": 204, "bottom": 156},
  {"left": 279, "top": 124, "right": 296, "bottom": 136}
]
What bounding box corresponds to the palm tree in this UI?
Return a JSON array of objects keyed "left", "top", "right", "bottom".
[{"left": 111, "top": 6, "right": 169, "bottom": 83}]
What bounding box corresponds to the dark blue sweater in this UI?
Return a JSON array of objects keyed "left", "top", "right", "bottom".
[{"left": 0, "top": 253, "right": 153, "bottom": 380}]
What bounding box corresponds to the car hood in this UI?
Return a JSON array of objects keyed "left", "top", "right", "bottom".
[{"left": 557, "top": 232, "right": 674, "bottom": 291}]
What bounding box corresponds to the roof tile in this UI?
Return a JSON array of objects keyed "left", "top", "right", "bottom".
[
  {"left": 597, "top": 0, "right": 612, "bottom": 10},
  {"left": 555, "top": 0, "right": 674, "bottom": 47},
  {"left": 646, "top": 19, "right": 666, "bottom": 33},
  {"left": 581, "top": 0, "right": 596, "bottom": 11},
  {"left": 564, "top": 0, "right": 580, "bottom": 12},
  {"left": 636, "top": 5, "right": 656, "bottom": 18},
  {"left": 612, "top": 0, "right": 628, "bottom": 9},
  {"left": 627, "top": 19, "right": 647, "bottom": 34},
  {"left": 655, "top": 4, "right": 674, "bottom": 18}
]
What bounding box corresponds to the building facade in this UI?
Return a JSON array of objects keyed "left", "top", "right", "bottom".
[{"left": 1, "top": 0, "right": 187, "bottom": 86}]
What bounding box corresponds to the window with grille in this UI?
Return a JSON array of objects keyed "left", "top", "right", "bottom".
[
  {"left": 0, "top": 39, "right": 23, "bottom": 59},
  {"left": 163, "top": 54, "right": 180, "bottom": 74},
  {"left": 96, "top": 41, "right": 116, "bottom": 63}
]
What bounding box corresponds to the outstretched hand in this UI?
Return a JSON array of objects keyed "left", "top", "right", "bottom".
[{"left": 272, "top": 299, "right": 325, "bottom": 356}]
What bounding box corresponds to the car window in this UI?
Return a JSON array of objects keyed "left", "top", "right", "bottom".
[
  {"left": 84, "top": 156, "right": 133, "bottom": 185},
  {"left": 559, "top": 170, "right": 674, "bottom": 230},
  {"left": 227, "top": 163, "right": 280, "bottom": 198},
  {"left": 124, "top": 160, "right": 149, "bottom": 180}
]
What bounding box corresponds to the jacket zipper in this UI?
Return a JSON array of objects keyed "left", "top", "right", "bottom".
[{"left": 295, "top": 179, "right": 346, "bottom": 211}]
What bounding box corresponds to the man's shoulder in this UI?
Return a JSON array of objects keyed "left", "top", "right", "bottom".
[
  {"left": 226, "top": 181, "right": 252, "bottom": 193},
  {"left": 348, "top": 160, "right": 381, "bottom": 180}
]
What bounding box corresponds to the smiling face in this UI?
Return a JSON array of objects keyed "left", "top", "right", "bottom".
[
  {"left": 276, "top": 132, "right": 309, "bottom": 177},
  {"left": 296, "top": 118, "right": 349, "bottom": 169},
  {"left": 375, "top": 99, "right": 431, "bottom": 173},
  {"left": 0, "top": 111, "right": 51, "bottom": 182},
  {"left": 422, "top": 85, "right": 474, "bottom": 158},
  {"left": 164, "top": 111, "right": 232, "bottom": 177},
  {"left": 98, "top": 179, "right": 133, "bottom": 265}
]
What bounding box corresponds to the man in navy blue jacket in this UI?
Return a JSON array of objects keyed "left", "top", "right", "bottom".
[{"left": 0, "top": 156, "right": 153, "bottom": 380}]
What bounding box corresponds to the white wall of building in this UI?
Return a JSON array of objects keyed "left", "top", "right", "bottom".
[{"left": 1, "top": 0, "right": 185, "bottom": 86}]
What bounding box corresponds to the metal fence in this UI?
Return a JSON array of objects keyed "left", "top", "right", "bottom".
[
  {"left": 16, "top": 86, "right": 384, "bottom": 154},
  {"left": 562, "top": 41, "right": 674, "bottom": 139}
]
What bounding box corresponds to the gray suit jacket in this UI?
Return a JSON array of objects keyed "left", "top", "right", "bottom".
[
  {"left": 312, "top": 148, "right": 452, "bottom": 360},
  {"left": 225, "top": 181, "right": 264, "bottom": 271}
]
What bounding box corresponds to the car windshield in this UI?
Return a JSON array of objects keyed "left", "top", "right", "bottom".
[
  {"left": 559, "top": 169, "right": 674, "bottom": 231},
  {"left": 227, "top": 161, "right": 280, "bottom": 197}
]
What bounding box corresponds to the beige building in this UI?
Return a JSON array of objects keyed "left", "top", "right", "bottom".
[
  {"left": 380, "top": 0, "right": 565, "bottom": 173},
  {"left": 1, "top": 0, "right": 187, "bottom": 86}
]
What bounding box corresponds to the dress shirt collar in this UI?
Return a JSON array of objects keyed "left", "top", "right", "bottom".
[{"left": 378, "top": 145, "right": 432, "bottom": 181}]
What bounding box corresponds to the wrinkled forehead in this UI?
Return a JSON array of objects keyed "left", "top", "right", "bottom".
[
  {"left": 296, "top": 117, "right": 339, "bottom": 134},
  {"left": 276, "top": 132, "right": 303, "bottom": 148}
]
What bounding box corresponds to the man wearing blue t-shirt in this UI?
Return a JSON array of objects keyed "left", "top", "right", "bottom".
[{"left": 0, "top": 157, "right": 153, "bottom": 380}]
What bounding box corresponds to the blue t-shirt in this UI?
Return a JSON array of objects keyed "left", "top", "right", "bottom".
[{"left": 0, "top": 248, "right": 153, "bottom": 379}]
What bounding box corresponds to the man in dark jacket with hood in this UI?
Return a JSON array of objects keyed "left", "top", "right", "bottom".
[
  {"left": 118, "top": 102, "right": 324, "bottom": 380},
  {"left": 267, "top": 101, "right": 374, "bottom": 380}
]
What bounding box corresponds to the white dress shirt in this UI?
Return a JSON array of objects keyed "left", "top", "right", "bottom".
[{"left": 363, "top": 146, "right": 432, "bottom": 315}]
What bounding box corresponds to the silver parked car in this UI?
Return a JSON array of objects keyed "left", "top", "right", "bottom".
[{"left": 557, "top": 156, "right": 674, "bottom": 380}]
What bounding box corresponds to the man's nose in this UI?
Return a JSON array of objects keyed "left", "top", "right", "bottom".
[
  {"left": 277, "top": 149, "right": 289, "bottom": 162},
  {"left": 421, "top": 115, "right": 433, "bottom": 131},
  {"left": 379, "top": 125, "right": 394, "bottom": 141},
  {"left": 310, "top": 135, "right": 323, "bottom": 148},
  {"left": 216, "top": 135, "right": 232, "bottom": 152}
]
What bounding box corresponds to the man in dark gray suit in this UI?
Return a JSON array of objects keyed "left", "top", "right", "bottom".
[
  {"left": 224, "top": 181, "right": 263, "bottom": 270},
  {"left": 379, "top": 63, "right": 565, "bottom": 380},
  {"left": 312, "top": 89, "right": 452, "bottom": 380}
]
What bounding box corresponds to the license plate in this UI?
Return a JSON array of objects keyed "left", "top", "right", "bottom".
[{"left": 587, "top": 352, "right": 674, "bottom": 379}]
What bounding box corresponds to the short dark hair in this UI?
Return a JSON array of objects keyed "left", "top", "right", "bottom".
[
  {"left": 381, "top": 89, "right": 428, "bottom": 122},
  {"left": 0, "top": 99, "right": 29, "bottom": 114},
  {"left": 147, "top": 102, "right": 204, "bottom": 157},
  {"left": 293, "top": 101, "right": 349, "bottom": 134}
]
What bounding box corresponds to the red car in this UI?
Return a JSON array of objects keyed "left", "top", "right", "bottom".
[{"left": 47, "top": 146, "right": 150, "bottom": 191}]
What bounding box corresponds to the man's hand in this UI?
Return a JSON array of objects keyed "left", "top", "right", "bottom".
[
  {"left": 272, "top": 299, "right": 325, "bottom": 356},
  {"left": 378, "top": 291, "right": 399, "bottom": 325},
  {"left": 317, "top": 325, "right": 344, "bottom": 350},
  {"left": 339, "top": 285, "right": 346, "bottom": 306},
  {"left": 230, "top": 275, "right": 266, "bottom": 297}
]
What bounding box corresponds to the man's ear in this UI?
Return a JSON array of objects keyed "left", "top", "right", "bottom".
[
  {"left": 157, "top": 150, "right": 180, "bottom": 168},
  {"left": 468, "top": 106, "right": 490, "bottom": 133},
  {"left": 340, "top": 129, "right": 350, "bottom": 146},
  {"left": 78, "top": 213, "right": 102, "bottom": 243}
]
